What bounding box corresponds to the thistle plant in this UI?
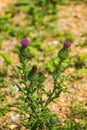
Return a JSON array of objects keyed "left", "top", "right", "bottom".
[{"left": 13, "top": 38, "right": 71, "bottom": 130}]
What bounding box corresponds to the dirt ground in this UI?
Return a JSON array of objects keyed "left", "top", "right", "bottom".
[
  {"left": 0, "top": 0, "right": 16, "bottom": 16},
  {"left": 52, "top": 1, "right": 87, "bottom": 122}
]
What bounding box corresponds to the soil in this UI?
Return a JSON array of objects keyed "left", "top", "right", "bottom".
[{"left": 51, "top": 1, "right": 87, "bottom": 122}]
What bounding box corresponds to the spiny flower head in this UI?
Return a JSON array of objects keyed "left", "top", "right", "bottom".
[
  {"left": 21, "top": 38, "right": 29, "bottom": 46},
  {"left": 64, "top": 39, "right": 71, "bottom": 48},
  {"left": 58, "top": 39, "right": 71, "bottom": 60}
]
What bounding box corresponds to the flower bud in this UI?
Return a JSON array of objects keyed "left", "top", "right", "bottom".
[
  {"left": 58, "top": 48, "right": 68, "bottom": 60},
  {"left": 64, "top": 39, "right": 71, "bottom": 48},
  {"left": 49, "top": 115, "right": 58, "bottom": 124},
  {"left": 21, "top": 38, "right": 29, "bottom": 46}
]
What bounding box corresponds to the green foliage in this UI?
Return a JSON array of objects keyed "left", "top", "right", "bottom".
[
  {"left": 10, "top": 40, "right": 71, "bottom": 129},
  {"left": 73, "top": 0, "right": 87, "bottom": 2},
  {"left": 63, "top": 32, "right": 75, "bottom": 42},
  {"left": 78, "top": 68, "right": 87, "bottom": 74},
  {"left": 71, "top": 101, "right": 87, "bottom": 119},
  {"left": 58, "top": 0, "right": 68, "bottom": 5},
  {"left": 0, "top": 51, "right": 13, "bottom": 65},
  {"left": 63, "top": 119, "right": 87, "bottom": 130},
  {"left": 68, "top": 54, "right": 87, "bottom": 72},
  {"left": 29, "top": 46, "right": 39, "bottom": 57},
  {"left": 0, "top": 65, "right": 8, "bottom": 77},
  {"left": 59, "top": 32, "right": 75, "bottom": 44},
  {"left": 62, "top": 102, "right": 87, "bottom": 130},
  {"left": 0, "top": 91, "right": 7, "bottom": 116},
  {"left": 16, "top": 0, "right": 30, "bottom": 4},
  {"left": 0, "top": 0, "right": 60, "bottom": 69},
  {"left": 79, "top": 54, "right": 87, "bottom": 62},
  {"left": 45, "top": 61, "right": 54, "bottom": 73}
]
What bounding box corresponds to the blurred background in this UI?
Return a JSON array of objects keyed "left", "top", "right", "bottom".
[{"left": 0, "top": 0, "right": 87, "bottom": 129}]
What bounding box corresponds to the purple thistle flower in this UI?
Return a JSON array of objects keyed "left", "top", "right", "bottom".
[
  {"left": 21, "top": 38, "right": 29, "bottom": 46},
  {"left": 64, "top": 39, "right": 71, "bottom": 48}
]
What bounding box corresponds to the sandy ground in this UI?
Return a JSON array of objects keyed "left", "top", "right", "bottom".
[
  {"left": 50, "top": 1, "right": 87, "bottom": 122},
  {"left": 0, "top": 0, "right": 16, "bottom": 16}
]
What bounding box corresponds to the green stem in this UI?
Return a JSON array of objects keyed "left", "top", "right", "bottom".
[{"left": 44, "top": 59, "right": 63, "bottom": 107}]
